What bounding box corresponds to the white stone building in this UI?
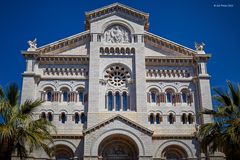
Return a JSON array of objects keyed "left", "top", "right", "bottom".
[{"left": 21, "top": 3, "right": 223, "bottom": 160}]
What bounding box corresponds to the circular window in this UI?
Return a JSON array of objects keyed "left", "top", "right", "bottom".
[{"left": 104, "top": 65, "right": 130, "bottom": 87}]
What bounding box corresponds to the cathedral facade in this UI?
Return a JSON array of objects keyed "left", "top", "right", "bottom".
[{"left": 21, "top": 3, "right": 222, "bottom": 160}]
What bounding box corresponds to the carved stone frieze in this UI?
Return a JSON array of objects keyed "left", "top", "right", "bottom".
[{"left": 104, "top": 25, "right": 131, "bottom": 43}]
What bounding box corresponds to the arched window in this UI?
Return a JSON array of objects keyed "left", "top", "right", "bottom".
[
  {"left": 74, "top": 113, "right": 80, "bottom": 124},
  {"left": 120, "top": 48, "right": 125, "bottom": 54},
  {"left": 81, "top": 113, "right": 85, "bottom": 124},
  {"left": 122, "top": 92, "right": 127, "bottom": 111},
  {"left": 110, "top": 47, "right": 114, "bottom": 53},
  {"left": 46, "top": 91, "right": 52, "bottom": 102},
  {"left": 61, "top": 87, "right": 70, "bottom": 102},
  {"left": 115, "top": 92, "right": 121, "bottom": 111},
  {"left": 63, "top": 91, "right": 68, "bottom": 102},
  {"left": 181, "top": 89, "right": 189, "bottom": 103},
  {"left": 169, "top": 113, "right": 175, "bottom": 124},
  {"left": 105, "top": 47, "right": 109, "bottom": 54},
  {"left": 188, "top": 113, "right": 194, "bottom": 124},
  {"left": 156, "top": 114, "right": 161, "bottom": 124},
  {"left": 76, "top": 88, "right": 84, "bottom": 103},
  {"left": 100, "top": 47, "right": 104, "bottom": 53},
  {"left": 149, "top": 114, "right": 154, "bottom": 124},
  {"left": 126, "top": 48, "right": 130, "bottom": 54},
  {"left": 41, "top": 112, "right": 46, "bottom": 119},
  {"left": 47, "top": 112, "right": 53, "bottom": 122},
  {"left": 131, "top": 48, "right": 135, "bottom": 54},
  {"left": 166, "top": 89, "right": 174, "bottom": 103},
  {"left": 151, "top": 91, "right": 157, "bottom": 103},
  {"left": 182, "top": 92, "right": 187, "bottom": 103},
  {"left": 115, "top": 47, "right": 120, "bottom": 53},
  {"left": 44, "top": 87, "right": 54, "bottom": 102},
  {"left": 60, "top": 112, "right": 67, "bottom": 124},
  {"left": 181, "top": 113, "right": 187, "bottom": 124},
  {"left": 108, "top": 92, "right": 113, "bottom": 111}
]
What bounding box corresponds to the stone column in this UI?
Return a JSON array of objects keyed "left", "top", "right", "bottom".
[{"left": 195, "top": 52, "right": 213, "bottom": 124}]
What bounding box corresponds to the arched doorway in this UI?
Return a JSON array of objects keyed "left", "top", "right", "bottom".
[
  {"left": 162, "top": 145, "right": 188, "bottom": 160},
  {"left": 54, "top": 144, "right": 74, "bottom": 160},
  {"left": 98, "top": 134, "right": 139, "bottom": 160}
]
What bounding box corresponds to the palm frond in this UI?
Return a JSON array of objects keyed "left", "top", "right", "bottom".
[
  {"left": 213, "top": 88, "right": 232, "bottom": 106},
  {"left": 0, "top": 86, "right": 4, "bottom": 99},
  {"left": 20, "top": 99, "right": 44, "bottom": 115},
  {"left": 0, "top": 83, "right": 56, "bottom": 159},
  {"left": 198, "top": 81, "right": 240, "bottom": 159},
  {"left": 227, "top": 80, "right": 240, "bottom": 107},
  {"left": 6, "top": 83, "right": 19, "bottom": 107},
  {"left": 200, "top": 108, "right": 217, "bottom": 115}
]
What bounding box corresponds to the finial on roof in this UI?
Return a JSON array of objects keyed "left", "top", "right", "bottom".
[
  {"left": 195, "top": 42, "right": 205, "bottom": 51},
  {"left": 27, "top": 38, "right": 37, "bottom": 51}
]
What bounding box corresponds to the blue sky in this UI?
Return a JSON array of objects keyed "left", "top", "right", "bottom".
[{"left": 0, "top": 0, "right": 239, "bottom": 94}]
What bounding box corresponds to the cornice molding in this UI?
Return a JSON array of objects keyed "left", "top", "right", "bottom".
[
  {"left": 38, "top": 55, "right": 89, "bottom": 64},
  {"left": 152, "top": 134, "right": 195, "bottom": 139},
  {"left": 145, "top": 56, "right": 194, "bottom": 66},
  {"left": 52, "top": 134, "right": 83, "bottom": 139},
  {"left": 194, "top": 54, "right": 211, "bottom": 62}
]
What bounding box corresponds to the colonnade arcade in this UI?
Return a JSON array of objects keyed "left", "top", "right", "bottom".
[
  {"left": 40, "top": 87, "right": 88, "bottom": 103},
  {"left": 105, "top": 91, "right": 130, "bottom": 111}
]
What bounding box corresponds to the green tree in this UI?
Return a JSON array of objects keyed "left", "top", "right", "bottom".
[
  {"left": 0, "top": 83, "right": 55, "bottom": 160},
  {"left": 197, "top": 81, "right": 240, "bottom": 160}
]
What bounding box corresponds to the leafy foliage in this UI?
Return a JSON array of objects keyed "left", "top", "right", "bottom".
[
  {"left": 197, "top": 81, "right": 240, "bottom": 159},
  {"left": 0, "top": 83, "right": 56, "bottom": 159}
]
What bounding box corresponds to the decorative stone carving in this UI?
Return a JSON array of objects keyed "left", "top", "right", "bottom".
[
  {"left": 27, "top": 38, "right": 37, "bottom": 51},
  {"left": 194, "top": 42, "right": 205, "bottom": 51},
  {"left": 104, "top": 25, "right": 130, "bottom": 43},
  {"left": 104, "top": 65, "right": 131, "bottom": 87}
]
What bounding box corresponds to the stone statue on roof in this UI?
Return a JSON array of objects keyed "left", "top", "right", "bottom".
[
  {"left": 27, "top": 38, "right": 37, "bottom": 51},
  {"left": 195, "top": 42, "right": 205, "bottom": 51}
]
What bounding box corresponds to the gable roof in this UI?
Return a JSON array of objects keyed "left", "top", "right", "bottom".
[
  {"left": 35, "top": 30, "right": 90, "bottom": 55},
  {"left": 144, "top": 31, "right": 197, "bottom": 56},
  {"left": 83, "top": 114, "right": 153, "bottom": 136},
  {"left": 85, "top": 3, "right": 149, "bottom": 30}
]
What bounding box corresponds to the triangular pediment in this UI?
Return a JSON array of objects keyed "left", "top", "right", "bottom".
[
  {"left": 83, "top": 114, "right": 153, "bottom": 136},
  {"left": 85, "top": 3, "right": 149, "bottom": 30}
]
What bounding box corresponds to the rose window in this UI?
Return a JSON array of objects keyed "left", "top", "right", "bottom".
[{"left": 104, "top": 65, "right": 130, "bottom": 87}]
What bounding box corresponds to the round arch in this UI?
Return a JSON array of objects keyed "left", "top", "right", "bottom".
[
  {"left": 163, "top": 85, "right": 177, "bottom": 93},
  {"left": 54, "top": 144, "right": 74, "bottom": 160},
  {"left": 167, "top": 110, "right": 177, "bottom": 115},
  {"left": 90, "top": 129, "right": 145, "bottom": 157},
  {"left": 154, "top": 140, "right": 194, "bottom": 158},
  {"left": 73, "top": 84, "right": 85, "bottom": 91},
  {"left": 98, "top": 134, "right": 139, "bottom": 160},
  {"left": 146, "top": 85, "right": 162, "bottom": 93},
  {"left": 49, "top": 140, "right": 77, "bottom": 159},
  {"left": 40, "top": 83, "right": 57, "bottom": 91},
  {"left": 178, "top": 85, "right": 191, "bottom": 92},
  {"left": 102, "top": 20, "right": 135, "bottom": 34},
  {"left": 58, "top": 84, "right": 72, "bottom": 91}
]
